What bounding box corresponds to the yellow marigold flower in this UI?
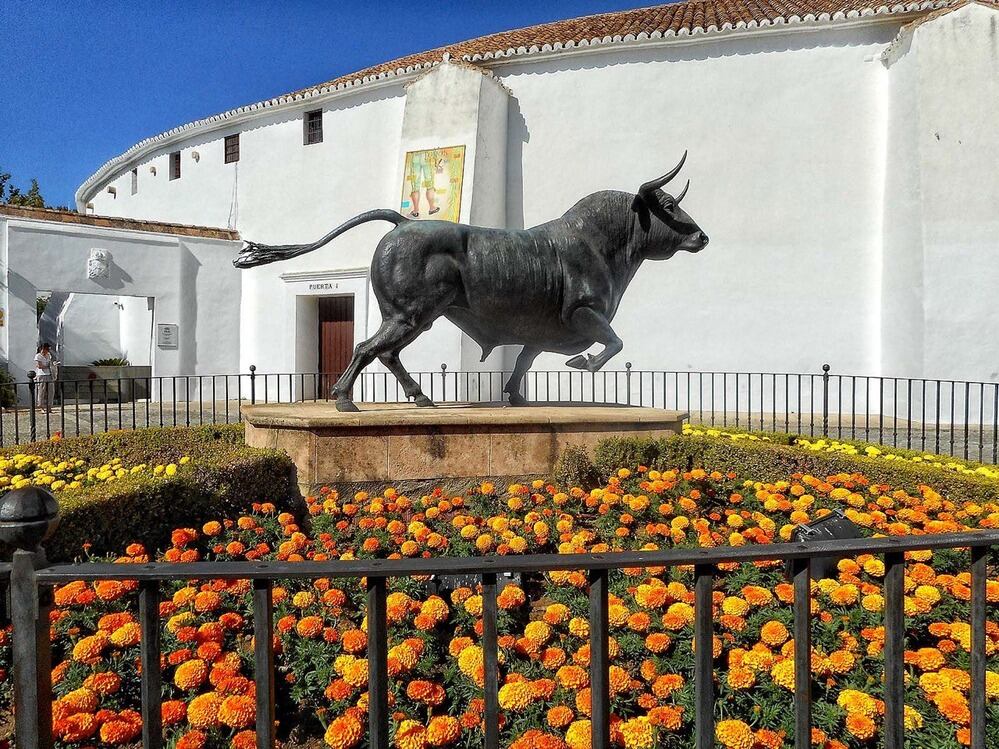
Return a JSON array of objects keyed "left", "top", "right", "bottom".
[
  {"left": 721, "top": 597, "right": 749, "bottom": 617},
  {"left": 544, "top": 603, "right": 571, "bottom": 625},
  {"left": 109, "top": 622, "right": 141, "bottom": 647},
  {"left": 569, "top": 617, "right": 589, "bottom": 638},
  {"left": 863, "top": 558, "right": 886, "bottom": 577},
  {"left": 60, "top": 687, "right": 99, "bottom": 714},
  {"left": 904, "top": 705, "right": 924, "bottom": 730},
  {"left": 862, "top": 594, "right": 885, "bottom": 612},
  {"left": 457, "top": 646, "right": 483, "bottom": 680},
  {"left": 324, "top": 713, "right": 363, "bottom": 749},
  {"left": 838, "top": 689, "right": 879, "bottom": 718},
  {"left": 565, "top": 720, "right": 591, "bottom": 749},
  {"left": 770, "top": 660, "right": 795, "bottom": 691},
  {"left": 461, "top": 594, "right": 482, "bottom": 616},
  {"left": 914, "top": 585, "right": 941, "bottom": 605},
  {"left": 620, "top": 716, "right": 655, "bottom": 749},
  {"left": 292, "top": 591, "right": 315, "bottom": 608},
  {"left": 498, "top": 681, "right": 534, "bottom": 711},
  {"left": 715, "top": 719, "right": 754, "bottom": 749},
  {"left": 525, "top": 621, "right": 552, "bottom": 645}
]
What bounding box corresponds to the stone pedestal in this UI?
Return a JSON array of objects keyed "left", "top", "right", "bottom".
[{"left": 242, "top": 402, "right": 685, "bottom": 493}]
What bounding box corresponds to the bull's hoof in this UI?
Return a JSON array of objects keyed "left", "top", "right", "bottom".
[
  {"left": 335, "top": 398, "right": 360, "bottom": 413},
  {"left": 566, "top": 354, "right": 597, "bottom": 372},
  {"left": 413, "top": 394, "right": 436, "bottom": 408},
  {"left": 507, "top": 392, "right": 529, "bottom": 407}
]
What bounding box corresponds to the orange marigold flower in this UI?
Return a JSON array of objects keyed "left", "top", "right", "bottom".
[
  {"left": 296, "top": 616, "right": 324, "bottom": 638},
  {"left": 510, "top": 730, "right": 568, "bottom": 749},
  {"left": 232, "top": 731, "right": 257, "bottom": 749},
  {"left": 162, "top": 700, "right": 187, "bottom": 725},
  {"left": 99, "top": 715, "right": 142, "bottom": 745},
  {"left": 58, "top": 712, "right": 99, "bottom": 742},
  {"left": 395, "top": 719, "right": 427, "bottom": 749},
  {"left": 187, "top": 691, "right": 223, "bottom": 729},
  {"left": 425, "top": 715, "right": 460, "bottom": 746},
  {"left": 177, "top": 730, "right": 208, "bottom": 749},
  {"left": 218, "top": 694, "right": 255, "bottom": 729},
  {"left": 845, "top": 714, "right": 877, "bottom": 740},
  {"left": 72, "top": 633, "right": 109, "bottom": 664},
  {"left": 83, "top": 671, "right": 121, "bottom": 695},
  {"left": 174, "top": 659, "right": 209, "bottom": 691},
  {"left": 715, "top": 719, "right": 754, "bottom": 749},
  {"left": 547, "top": 705, "right": 575, "bottom": 729},
  {"left": 324, "top": 713, "right": 364, "bottom": 749}
]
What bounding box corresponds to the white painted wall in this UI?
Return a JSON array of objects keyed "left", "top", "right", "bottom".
[
  {"left": 77, "top": 9, "right": 999, "bottom": 391},
  {"left": 0, "top": 215, "right": 242, "bottom": 399}
]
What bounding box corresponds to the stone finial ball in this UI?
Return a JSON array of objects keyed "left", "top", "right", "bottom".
[{"left": 0, "top": 486, "right": 61, "bottom": 552}]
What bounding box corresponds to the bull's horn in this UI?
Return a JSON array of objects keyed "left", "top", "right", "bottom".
[
  {"left": 638, "top": 150, "right": 687, "bottom": 196},
  {"left": 675, "top": 179, "right": 690, "bottom": 204}
]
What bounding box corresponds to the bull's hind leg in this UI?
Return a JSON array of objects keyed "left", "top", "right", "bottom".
[
  {"left": 503, "top": 346, "right": 540, "bottom": 406},
  {"left": 564, "top": 307, "right": 623, "bottom": 373},
  {"left": 379, "top": 349, "right": 434, "bottom": 407},
  {"left": 331, "top": 319, "right": 420, "bottom": 411}
]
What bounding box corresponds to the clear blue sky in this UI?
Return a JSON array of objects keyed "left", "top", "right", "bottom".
[{"left": 0, "top": 1, "right": 655, "bottom": 208}]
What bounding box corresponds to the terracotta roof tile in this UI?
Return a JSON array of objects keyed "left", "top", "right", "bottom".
[
  {"left": 294, "top": 0, "right": 955, "bottom": 97},
  {"left": 0, "top": 204, "right": 239, "bottom": 241}
]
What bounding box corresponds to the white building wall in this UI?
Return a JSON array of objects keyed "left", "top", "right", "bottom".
[
  {"left": 78, "top": 10, "right": 999, "bottom": 390},
  {"left": 0, "top": 216, "right": 242, "bottom": 399}
]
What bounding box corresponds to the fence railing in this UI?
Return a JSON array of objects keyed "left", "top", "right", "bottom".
[
  {"left": 2, "top": 487, "right": 997, "bottom": 749},
  {"left": 3, "top": 364, "right": 999, "bottom": 463}
]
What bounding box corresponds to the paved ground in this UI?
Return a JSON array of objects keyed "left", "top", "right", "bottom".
[{"left": 2, "top": 401, "right": 995, "bottom": 464}]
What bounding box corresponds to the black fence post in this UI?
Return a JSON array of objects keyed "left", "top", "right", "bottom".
[
  {"left": 3, "top": 486, "right": 60, "bottom": 749},
  {"left": 249, "top": 365, "right": 257, "bottom": 405},
  {"left": 440, "top": 363, "right": 447, "bottom": 403},
  {"left": 625, "top": 362, "right": 633, "bottom": 405},
  {"left": 821, "top": 364, "right": 830, "bottom": 437},
  {"left": 26, "top": 371, "right": 37, "bottom": 442}
]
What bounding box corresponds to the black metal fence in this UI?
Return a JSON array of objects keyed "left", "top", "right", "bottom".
[
  {"left": 4, "top": 364, "right": 999, "bottom": 463},
  {"left": 4, "top": 495, "right": 997, "bottom": 749}
]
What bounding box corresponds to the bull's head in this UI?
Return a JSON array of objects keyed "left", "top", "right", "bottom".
[{"left": 633, "top": 151, "right": 709, "bottom": 259}]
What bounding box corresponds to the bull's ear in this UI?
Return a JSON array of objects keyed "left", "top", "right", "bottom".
[{"left": 631, "top": 195, "right": 651, "bottom": 231}]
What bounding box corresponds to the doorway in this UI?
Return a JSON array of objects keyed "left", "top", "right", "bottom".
[{"left": 318, "top": 296, "right": 354, "bottom": 395}]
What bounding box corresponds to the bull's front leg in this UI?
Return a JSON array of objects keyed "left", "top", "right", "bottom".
[{"left": 564, "top": 306, "right": 623, "bottom": 372}]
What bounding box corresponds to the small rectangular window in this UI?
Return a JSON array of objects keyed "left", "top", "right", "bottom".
[
  {"left": 170, "top": 151, "right": 181, "bottom": 180},
  {"left": 304, "top": 110, "right": 323, "bottom": 145},
  {"left": 130, "top": 168, "right": 138, "bottom": 195},
  {"left": 224, "top": 134, "right": 240, "bottom": 164}
]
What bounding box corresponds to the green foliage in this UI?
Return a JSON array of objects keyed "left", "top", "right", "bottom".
[
  {"left": 91, "top": 357, "right": 131, "bottom": 366},
  {"left": 0, "top": 169, "right": 46, "bottom": 208},
  {"left": 594, "top": 432, "right": 999, "bottom": 506},
  {"left": 552, "top": 443, "right": 600, "bottom": 489},
  {"left": 4, "top": 424, "right": 299, "bottom": 561},
  {"left": 36, "top": 294, "right": 50, "bottom": 319},
  {"left": 0, "top": 367, "right": 16, "bottom": 408}
]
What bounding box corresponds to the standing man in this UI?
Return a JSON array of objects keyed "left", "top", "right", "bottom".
[
  {"left": 34, "top": 342, "right": 54, "bottom": 412},
  {"left": 405, "top": 149, "right": 440, "bottom": 218}
]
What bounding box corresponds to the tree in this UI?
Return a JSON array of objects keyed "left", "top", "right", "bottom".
[{"left": 0, "top": 169, "right": 50, "bottom": 209}]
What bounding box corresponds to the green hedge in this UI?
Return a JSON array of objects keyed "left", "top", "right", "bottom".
[
  {"left": 592, "top": 433, "right": 999, "bottom": 506},
  {"left": 5, "top": 424, "right": 299, "bottom": 561}
]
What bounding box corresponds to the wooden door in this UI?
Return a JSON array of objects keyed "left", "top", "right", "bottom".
[{"left": 318, "top": 296, "right": 354, "bottom": 397}]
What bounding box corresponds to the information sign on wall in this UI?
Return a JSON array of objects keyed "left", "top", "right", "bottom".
[{"left": 157, "top": 323, "right": 179, "bottom": 349}]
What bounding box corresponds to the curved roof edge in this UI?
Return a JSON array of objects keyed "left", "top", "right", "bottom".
[{"left": 75, "top": 0, "right": 951, "bottom": 210}]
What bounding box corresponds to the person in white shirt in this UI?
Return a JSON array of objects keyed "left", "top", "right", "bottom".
[{"left": 33, "top": 343, "right": 54, "bottom": 412}]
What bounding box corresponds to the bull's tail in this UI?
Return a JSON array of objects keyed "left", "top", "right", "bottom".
[{"left": 233, "top": 208, "right": 408, "bottom": 268}]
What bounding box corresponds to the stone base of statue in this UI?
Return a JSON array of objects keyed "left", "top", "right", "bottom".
[{"left": 241, "top": 402, "right": 686, "bottom": 494}]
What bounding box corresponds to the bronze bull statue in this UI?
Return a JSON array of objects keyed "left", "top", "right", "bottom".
[{"left": 234, "top": 152, "right": 708, "bottom": 411}]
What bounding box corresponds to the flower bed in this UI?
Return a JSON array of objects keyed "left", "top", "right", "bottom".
[
  {"left": 8, "top": 466, "right": 999, "bottom": 749},
  {"left": 0, "top": 425, "right": 297, "bottom": 561}
]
